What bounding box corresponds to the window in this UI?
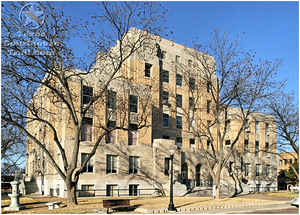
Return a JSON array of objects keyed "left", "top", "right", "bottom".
[
  {"left": 81, "top": 153, "right": 93, "bottom": 173},
  {"left": 284, "top": 159, "right": 287, "bottom": 165},
  {"left": 255, "top": 121, "right": 259, "bottom": 133},
  {"left": 129, "top": 95, "right": 138, "bottom": 113},
  {"left": 106, "top": 121, "right": 116, "bottom": 144},
  {"left": 81, "top": 184, "right": 94, "bottom": 197},
  {"left": 188, "top": 59, "right": 192, "bottom": 67},
  {"left": 129, "top": 184, "right": 139, "bottom": 196},
  {"left": 128, "top": 124, "right": 138, "bottom": 145},
  {"left": 107, "top": 90, "right": 117, "bottom": 109},
  {"left": 190, "top": 138, "right": 195, "bottom": 148},
  {"left": 176, "top": 94, "right": 182, "bottom": 107},
  {"left": 244, "top": 139, "right": 249, "bottom": 153},
  {"left": 162, "top": 50, "right": 166, "bottom": 59},
  {"left": 106, "top": 184, "right": 118, "bottom": 196},
  {"left": 265, "top": 123, "right": 269, "bottom": 136},
  {"left": 162, "top": 113, "right": 169, "bottom": 128},
  {"left": 162, "top": 135, "right": 170, "bottom": 139},
  {"left": 289, "top": 159, "right": 293, "bottom": 164},
  {"left": 228, "top": 161, "right": 233, "bottom": 175},
  {"left": 207, "top": 81, "right": 211, "bottom": 93},
  {"left": 176, "top": 74, "right": 182, "bottom": 86},
  {"left": 265, "top": 142, "right": 269, "bottom": 152},
  {"left": 129, "top": 156, "right": 139, "bottom": 174},
  {"left": 255, "top": 141, "right": 259, "bottom": 156},
  {"left": 207, "top": 100, "right": 211, "bottom": 113},
  {"left": 279, "top": 160, "right": 283, "bottom": 166},
  {"left": 245, "top": 119, "right": 250, "bottom": 131},
  {"left": 244, "top": 163, "right": 250, "bottom": 176},
  {"left": 255, "top": 164, "right": 261, "bottom": 176},
  {"left": 225, "top": 140, "right": 231, "bottom": 146},
  {"left": 81, "top": 117, "right": 93, "bottom": 141},
  {"left": 145, "top": 63, "right": 152, "bottom": 77},
  {"left": 189, "top": 97, "right": 194, "bottom": 109},
  {"left": 189, "top": 77, "right": 195, "bottom": 90},
  {"left": 265, "top": 165, "right": 270, "bottom": 176},
  {"left": 162, "top": 91, "right": 169, "bottom": 105},
  {"left": 207, "top": 139, "right": 211, "bottom": 150},
  {"left": 162, "top": 70, "right": 169, "bottom": 83},
  {"left": 106, "top": 155, "right": 117, "bottom": 174},
  {"left": 164, "top": 157, "right": 170, "bottom": 175},
  {"left": 175, "top": 55, "right": 180, "bottom": 63},
  {"left": 82, "top": 85, "right": 93, "bottom": 105},
  {"left": 176, "top": 137, "right": 182, "bottom": 148},
  {"left": 176, "top": 115, "right": 182, "bottom": 129}
]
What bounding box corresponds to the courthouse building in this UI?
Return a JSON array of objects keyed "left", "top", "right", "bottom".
[{"left": 25, "top": 29, "right": 277, "bottom": 197}]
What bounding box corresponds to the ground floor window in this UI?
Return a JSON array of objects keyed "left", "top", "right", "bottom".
[
  {"left": 129, "top": 184, "right": 139, "bottom": 196},
  {"left": 81, "top": 184, "right": 94, "bottom": 197},
  {"left": 106, "top": 184, "right": 118, "bottom": 196},
  {"left": 256, "top": 184, "right": 261, "bottom": 192},
  {"left": 195, "top": 164, "right": 201, "bottom": 186}
]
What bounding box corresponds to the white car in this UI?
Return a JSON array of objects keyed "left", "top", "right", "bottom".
[{"left": 291, "top": 197, "right": 299, "bottom": 208}]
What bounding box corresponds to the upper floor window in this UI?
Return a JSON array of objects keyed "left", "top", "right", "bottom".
[
  {"left": 129, "top": 156, "right": 139, "bottom": 174},
  {"left": 128, "top": 124, "right": 138, "bottom": 145},
  {"left": 176, "top": 137, "right": 182, "bottom": 148},
  {"left": 176, "top": 115, "right": 183, "bottom": 129},
  {"left": 129, "top": 95, "right": 138, "bottom": 113},
  {"left": 279, "top": 160, "right": 283, "bottom": 166},
  {"left": 207, "top": 81, "right": 211, "bottom": 93},
  {"left": 107, "top": 90, "right": 117, "bottom": 109},
  {"left": 189, "top": 78, "right": 195, "bottom": 90},
  {"left": 225, "top": 140, "right": 231, "bottom": 146},
  {"left": 244, "top": 139, "right": 249, "bottom": 153},
  {"left": 106, "top": 154, "right": 117, "bottom": 174},
  {"left": 176, "top": 74, "right": 182, "bottom": 86},
  {"left": 81, "top": 117, "right": 93, "bottom": 141},
  {"left": 145, "top": 63, "right": 152, "bottom": 77},
  {"left": 255, "top": 121, "right": 259, "bottom": 133},
  {"left": 162, "top": 70, "right": 169, "bottom": 83},
  {"left": 81, "top": 153, "right": 93, "bottom": 173},
  {"left": 176, "top": 94, "right": 182, "bottom": 108},
  {"left": 106, "top": 120, "right": 116, "bottom": 144},
  {"left": 265, "top": 164, "right": 270, "bottom": 176},
  {"left": 265, "top": 123, "right": 270, "bottom": 136},
  {"left": 255, "top": 164, "right": 261, "bottom": 176},
  {"left": 190, "top": 138, "right": 195, "bottom": 148},
  {"left": 189, "top": 97, "right": 194, "bottom": 109},
  {"left": 188, "top": 59, "right": 192, "bottom": 67},
  {"left": 82, "top": 85, "right": 93, "bottom": 105},
  {"left": 175, "top": 55, "right": 180, "bottom": 63},
  {"left": 162, "top": 91, "right": 169, "bottom": 105},
  {"left": 207, "top": 100, "right": 211, "bottom": 113},
  {"left": 265, "top": 142, "right": 269, "bottom": 152},
  {"left": 284, "top": 159, "right": 287, "bottom": 165},
  {"left": 244, "top": 163, "right": 250, "bottom": 176},
  {"left": 162, "top": 113, "right": 169, "bottom": 128},
  {"left": 255, "top": 141, "right": 259, "bottom": 156}
]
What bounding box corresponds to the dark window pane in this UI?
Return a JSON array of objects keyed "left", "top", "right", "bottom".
[
  {"left": 129, "top": 95, "right": 138, "bottom": 113},
  {"left": 82, "top": 86, "right": 93, "bottom": 105},
  {"left": 176, "top": 74, "right": 182, "bottom": 86},
  {"left": 189, "top": 78, "right": 195, "bottom": 90},
  {"left": 107, "top": 91, "right": 117, "bottom": 109},
  {"left": 162, "top": 70, "right": 169, "bottom": 83},
  {"left": 176, "top": 94, "right": 182, "bottom": 107},
  {"left": 176, "top": 116, "right": 182, "bottom": 129},
  {"left": 145, "top": 63, "right": 152, "bottom": 77}
]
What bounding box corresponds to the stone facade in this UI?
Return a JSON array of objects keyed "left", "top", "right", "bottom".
[{"left": 25, "top": 30, "right": 277, "bottom": 197}]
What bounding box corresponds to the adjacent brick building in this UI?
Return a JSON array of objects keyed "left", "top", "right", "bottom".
[{"left": 25, "top": 29, "right": 277, "bottom": 197}]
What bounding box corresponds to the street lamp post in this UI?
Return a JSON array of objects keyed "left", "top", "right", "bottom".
[{"left": 168, "top": 148, "right": 177, "bottom": 212}]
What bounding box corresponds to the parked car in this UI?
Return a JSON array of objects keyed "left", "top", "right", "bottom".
[{"left": 291, "top": 197, "right": 299, "bottom": 208}]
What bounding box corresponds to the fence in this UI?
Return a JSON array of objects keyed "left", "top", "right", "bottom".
[{"left": 71, "top": 188, "right": 160, "bottom": 198}]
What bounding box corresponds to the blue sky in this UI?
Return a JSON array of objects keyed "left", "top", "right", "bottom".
[{"left": 60, "top": 1, "right": 298, "bottom": 102}]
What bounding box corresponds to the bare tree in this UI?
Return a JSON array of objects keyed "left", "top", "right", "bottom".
[
  {"left": 2, "top": 2, "right": 166, "bottom": 204},
  {"left": 176, "top": 31, "right": 281, "bottom": 199},
  {"left": 267, "top": 91, "right": 299, "bottom": 179}
]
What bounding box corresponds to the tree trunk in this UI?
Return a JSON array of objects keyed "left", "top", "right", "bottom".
[{"left": 66, "top": 179, "right": 78, "bottom": 205}]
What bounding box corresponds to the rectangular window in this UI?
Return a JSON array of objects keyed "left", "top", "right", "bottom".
[
  {"left": 176, "top": 94, "right": 182, "bottom": 108},
  {"left": 176, "top": 137, "right": 182, "bottom": 148},
  {"left": 81, "top": 153, "right": 93, "bottom": 173},
  {"left": 188, "top": 59, "right": 192, "bottom": 67},
  {"left": 162, "top": 70, "right": 169, "bottom": 83},
  {"left": 82, "top": 85, "right": 93, "bottom": 105},
  {"left": 255, "top": 141, "right": 259, "bottom": 156},
  {"left": 176, "top": 115, "right": 183, "bottom": 129},
  {"left": 106, "top": 155, "right": 117, "bottom": 174},
  {"left": 244, "top": 163, "right": 250, "bottom": 176},
  {"left": 81, "top": 117, "right": 93, "bottom": 141},
  {"left": 175, "top": 55, "right": 180, "bottom": 63},
  {"left": 266, "top": 123, "right": 269, "bottom": 136},
  {"left": 190, "top": 138, "right": 195, "bottom": 148},
  {"left": 162, "top": 91, "right": 169, "bottom": 105},
  {"left": 225, "top": 140, "right": 231, "bottom": 146},
  {"left": 207, "top": 139, "right": 211, "bottom": 150},
  {"left": 279, "top": 160, "right": 283, "bottom": 166},
  {"left": 255, "top": 121, "right": 259, "bottom": 133},
  {"left": 265, "top": 164, "right": 270, "bottom": 176},
  {"left": 284, "top": 159, "right": 287, "bottom": 165},
  {"left": 244, "top": 139, "right": 249, "bottom": 153},
  {"left": 81, "top": 184, "right": 94, "bottom": 197},
  {"left": 129, "top": 156, "right": 139, "bottom": 174},
  {"left": 128, "top": 124, "right": 138, "bottom": 145},
  {"left": 129, "top": 95, "right": 138, "bottom": 113},
  {"left": 106, "top": 121, "right": 116, "bottom": 144},
  {"left": 107, "top": 90, "right": 117, "bottom": 109},
  {"left": 129, "top": 184, "right": 139, "bottom": 196},
  {"left": 255, "top": 164, "right": 261, "bottom": 176},
  {"left": 176, "top": 74, "right": 182, "bottom": 86},
  {"left": 189, "top": 77, "right": 195, "bottom": 90},
  {"left": 145, "top": 63, "right": 152, "bottom": 77},
  {"left": 164, "top": 157, "right": 170, "bottom": 175},
  {"left": 207, "top": 100, "right": 211, "bottom": 113},
  {"left": 106, "top": 184, "right": 118, "bottom": 197},
  {"left": 189, "top": 97, "right": 194, "bottom": 109},
  {"left": 207, "top": 81, "right": 211, "bottom": 93},
  {"left": 265, "top": 142, "right": 269, "bottom": 152},
  {"left": 162, "top": 113, "right": 169, "bottom": 128}
]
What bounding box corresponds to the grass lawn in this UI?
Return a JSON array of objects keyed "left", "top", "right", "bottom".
[{"left": 1, "top": 194, "right": 280, "bottom": 214}]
